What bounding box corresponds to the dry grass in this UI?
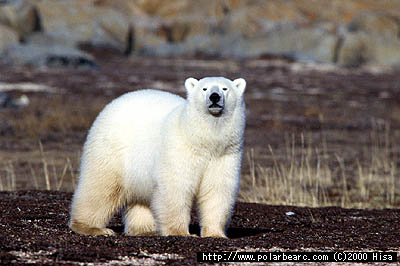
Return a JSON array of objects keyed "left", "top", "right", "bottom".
[
  {"left": 2, "top": 127, "right": 399, "bottom": 209},
  {"left": 0, "top": 161, "right": 17, "bottom": 191},
  {"left": 6, "top": 95, "right": 107, "bottom": 138},
  {"left": 239, "top": 127, "right": 400, "bottom": 209},
  {"left": 0, "top": 142, "right": 78, "bottom": 192}
]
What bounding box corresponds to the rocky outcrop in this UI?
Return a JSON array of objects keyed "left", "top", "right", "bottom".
[
  {"left": 29, "top": 0, "right": 133, "bottom": 53},
  {"left": 348, "top": 11, "right": 400, "bottom": 39},
  {"left": 2, "top": 41, "right": 97, "bottom": 69},
  {"left": 338, "top": 10, "right": 400, "bottom": 67},
  {"left": 126, "top": 0, "right": 400, "bottom": 67},
  {"left": 0, "top": 0, "right": 40, "bottom": 39},
  {"left": 0, "top": 0, "right": 400, "bottom": 67},
  {"left": 246, "top": 27, "right": 339, "bottom": 63},
  {"left": 0, "top": 24, "right": 18, "bottom": 54},
  {"left": 0, "top": 0, "right": 133, "bottom": 68},
  {"left": 338, "top": 32, "right": 400, "bottom": 67}
]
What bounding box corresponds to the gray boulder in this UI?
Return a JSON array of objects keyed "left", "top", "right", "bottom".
[
  {"left": 0, "top": 24, "right": 19, "bottom": 54},
  {"left": 338, "top": 31, "right": 400, "bottom": 67},
  {"left": 0, "top": 92, "right": 11, "bottom": 108},
  {"left": 2, "top": 40, "right": 97, "bottom": 69},
  {"left": 136, "top": 26, "right": 339, "bottom": 63},
  {"left": 0, "top": 91, "right": 29, "bottom": 109},
  {"left": 348, "top": 10, "right": 400, "bottom": 39},
  {"left": 31, "top": 0, "right": 133, "bottom": 54},
  {"left": 252, "top": 26, "right": 339, "bottom": 63},
  {"left": 0, "top": 0, "right": 40, "bottom": 39}
]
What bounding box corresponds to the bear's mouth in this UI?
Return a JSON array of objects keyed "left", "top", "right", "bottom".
[{"left": 208, "top": 104, "right": 223, "bottom": 115}]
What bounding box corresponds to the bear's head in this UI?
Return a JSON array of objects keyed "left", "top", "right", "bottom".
[{"left": 184, "top": 77, "right": 246, "bottom": 117}]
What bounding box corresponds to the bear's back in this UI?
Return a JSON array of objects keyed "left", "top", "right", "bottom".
[
  {"left": 91, "top": 89, "right": 185, "bottom": 140},
  {"left": 84, "top": 90, "right": 185, "bottom": 188}
]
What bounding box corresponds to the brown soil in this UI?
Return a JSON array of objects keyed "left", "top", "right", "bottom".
[{"left": 0, "top": 191, "right": 399, "bottom": 265}]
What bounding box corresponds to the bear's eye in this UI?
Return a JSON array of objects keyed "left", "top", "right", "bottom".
[
  {"left": 203, "top": 88, "right": 207, "bottom": 91},
  {"left": 222, "top": 87, "right": 228, "bottom": 91}
]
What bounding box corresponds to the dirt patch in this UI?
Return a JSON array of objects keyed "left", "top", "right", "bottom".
[{"left": 0, "top": 191, "right": 399, "bottom": 265}]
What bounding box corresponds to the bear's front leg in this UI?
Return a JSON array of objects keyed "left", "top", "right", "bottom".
[
  {"left": 152, "top": 158, "right": 200, "bottom": 237},
  {"left": 152, "top": 185, "right": 194, "bottom": 236},
  {"left": 197, "top": 153, "right": 241, "bottom": 238}
]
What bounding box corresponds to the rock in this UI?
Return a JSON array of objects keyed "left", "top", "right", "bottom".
[
  {"left": 136, "top": 26, "right": 339, "bottom": 63},
  {"left": 1, "top": 40, "right": 98, "bottom": 69},
  {"left": 136, "top": 33, "right": 245, "bottom": 57},
  {"left": 286, "top": 0, "right": 400, "bottom": 25},
  {"left": 337, "top": 32, "right": 369, "bottom": 67},
  {"left": 240, "top": 27, "right": 339, "bottom": 63},
  {"left": 93, "top": 0, "right": 146, "bottom": 17},
  {"left": 339, "top": 11, "right": 400, "bottom": 67},
  {"left": 132, "top": 0, "right": 191, "bottom": 17},
  {"left": 31, "top": 0, "right": 93, "bottom": 44},
  {"left": 0, "top": 0, "right": 40, "bottom": 39},
  {"left": 134, "top": 32, "right": 170, "bottom": 55},
  {"left": 14, "top": 94, "right": 29, "bottom": 108},
  {"left": 0, "top": 91, "right": 29, "bottom": 109},
  {"left": 126, "top": 0, "right": 236, "bottom": 46},
  {"left": 232, "top": 0, "right": 308, "bottom": 27},
  {"left": 224, "top": 7, "right": 275, "bottom": 38},
  {"left": 130, "top": 0, "right": 209, "bottom": 49},
  {"left": 0, "top": 92, "right": 11, "bottom": 107},
  {"left": 128, "top": 1, "right": 338, "bottom": 61},
  {"left": 2, "top": 0, "right": 400, "bottom": 67},
  {"left": 0, "top": 24, "right": 19, "bottom": 54},
  {"left": 31, "top": 0, "right": 133, "bottom": 53},
  {"left": 93, "top": 7, "right": 134, "bottom": 54},
  {"left": 373, "top": 39, "right": 400, "bottom": 67},
  {"left": 128, "top": 0, "right": 400, "bottom": 40},
  {"left": 348, "top": 10, "right": 400, "bottom": 39},
  {"left": 338, "top": 31, "right": 400, "bottom": 67}
]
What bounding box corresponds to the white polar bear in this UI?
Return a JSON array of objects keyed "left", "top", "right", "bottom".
[{"left": 69, "top": 77, "right": 246, "bottom": 238}]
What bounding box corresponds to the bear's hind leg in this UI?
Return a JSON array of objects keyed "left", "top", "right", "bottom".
[
  {"left": 69, "top": 178, "right": 125, "bottom": 236},
  {"left": 69, "top": 220, "right": 115, "bottom": 236},
  {"left": 124, "top": 204, "right": 156, "bottom": 236}
]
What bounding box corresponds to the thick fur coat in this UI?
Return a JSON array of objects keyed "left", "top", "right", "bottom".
[{"left": 69, "top": 77, "right": 246, "bottom": 238}]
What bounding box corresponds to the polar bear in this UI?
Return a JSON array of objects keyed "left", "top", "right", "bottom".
[{"left": 69, "top": 77, "right": 246, "bottom": 238}]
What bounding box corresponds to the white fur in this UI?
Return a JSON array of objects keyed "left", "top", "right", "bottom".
[{"left": 69, "top": 77, "right": 246, "bottom": 238}]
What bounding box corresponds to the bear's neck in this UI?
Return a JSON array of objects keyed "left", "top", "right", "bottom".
[{"left": 180, "top": 104, "right": 245, "bottom": 153}]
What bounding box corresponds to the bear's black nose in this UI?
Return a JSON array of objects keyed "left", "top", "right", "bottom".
[{"left": 209, "top": 93, "right": 221, "bottom": 103}]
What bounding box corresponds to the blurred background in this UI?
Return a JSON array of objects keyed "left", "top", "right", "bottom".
[
  {"left": 1, "top": 0, "right": 400, "bottom": 209},
  {"left": 1, "top": 0, "right": 400, "bottom": 66}
]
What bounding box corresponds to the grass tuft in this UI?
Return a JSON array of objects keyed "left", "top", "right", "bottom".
[{"left": 239, "top": 128, "right": 400, "bottom": 209}]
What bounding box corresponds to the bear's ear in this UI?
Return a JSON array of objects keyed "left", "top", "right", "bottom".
[
  {"left": 233, "top": 78, "right": 246, "bottom": 95},
  {"left": 185, "top": 77, "right": 199, "bottom": 93}
]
